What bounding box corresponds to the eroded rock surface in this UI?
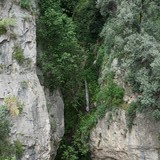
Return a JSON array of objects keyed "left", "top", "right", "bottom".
[
  {"left": 90, "top": 109, "right": 160, "bottom": 160},
  {"left": 45, "top": 89, "right": 64, "bottom": 159},
  {"left": 0, "top": 1, "right": 64, "bottom": 159}
]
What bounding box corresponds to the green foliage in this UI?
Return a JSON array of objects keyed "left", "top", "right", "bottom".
[
  {"left": 3, "top": 157, "right": 15, "bottom": 160},
  {"left": 152, "top": 109, "right": 160, "bottom": 120},
  {"left": 96, "top": 73, "right": 124, "bottom": 118},
  {"left": 60, "top": 0, "right": 78, "bottom": 16},
  {"left": 37, "top": 0, "right": 84, "bottom": 89},
  {"left": 96, "top": 104, "right": 107, "bottom": 119},
  {"left": 0, "top": 106, "right": 14, "bottom": 159},
  {"left": 0, "top": 24, "right": 6, "bottom": 35},
  {"left": 73, "top": 0, "right": 105, "bottom": 45},
  {"left": 97, "top": 75, "right": 124, "bottom": 108},
  {"left": 98, "top": 0, "right": 160, "bottom": 122},
  {"left": 61, "top": 146, "right": 78, "bottom": 160},
  {"left": 60, "top": 112, "right": 95, "bottom": 159},
  {"left": 123, "top": 33, "right": 160, "bottom": 115},
  {"left": 13, "top": 45, "right": 25, "bottom": 65},
  {"left": 0, "top": 18, "right": 15, "bottom": 35},
  {"left": 0, "top": 106, "right": 10, "bottom": 144},
  {"left": 38, "top": 2, "right": 90, "bottom": 158},
  {"left": 19, "top": 0, "right": 30, "bottom": 10},
  {"left": 96, "top": 0, "right": 118, "bottom": 17},
  {"left": 0, "top": 105, "right": 23, "bottom": 159},
  {"left": 126, "top": 102, "right": 138, "bottom": 131},
  {"left": 4, "top": 157, "right": 15, "bottom": 160},
  {"left": 59, "top": 74, "right": 124, "bottom": 159},
  {"left": 14, "top": 140, "right": 23, "bottom": 159},
  {"left": 37, "top": 0, "right": 160, "bottom": 158},
  {"left": 38, "top": 0, "right": 120, "bottom": 159}
]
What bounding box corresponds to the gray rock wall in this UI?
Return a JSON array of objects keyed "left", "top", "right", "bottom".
[
  {"left": 0, "top": 1, "right": 64, "bottom": 159},
  {"left": 45, "top": 89, "right": 64, "bottom": 159},
  {"left": 90, "top": 110, "right": 160, "bottom": 160}
]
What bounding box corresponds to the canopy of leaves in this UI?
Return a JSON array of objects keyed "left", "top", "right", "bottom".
[{"left": 37, "top": 0, "right": 84, "bottom": 89}]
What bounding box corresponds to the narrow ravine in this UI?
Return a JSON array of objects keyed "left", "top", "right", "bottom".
[{"left": 0, "top": 0, "right": 160, "bottom": 160}]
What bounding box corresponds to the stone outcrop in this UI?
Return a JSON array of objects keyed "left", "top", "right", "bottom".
[
  {"left": 45, "top": 89, "right": 64, "bottom": 159},
  {"left": 0, "top": 0, "right": 64, "bottom": 159},
  {"left": 90, "top": 109, "right": 160, "bottom": 160},
  {"left": 90, "top": 59, "right": 160, "bottom": 160}
]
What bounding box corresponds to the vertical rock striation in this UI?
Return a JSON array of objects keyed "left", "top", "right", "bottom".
[{"left": 0, "top": 0, "right": 64, "bottom": 159}]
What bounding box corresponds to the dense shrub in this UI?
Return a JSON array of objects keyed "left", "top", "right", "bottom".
[
  {"left": 0, "top": 106, "right": 14, "bottom": 159},
  {"left": 126, "top": 102, "right": 138, "bottom": 131},
  {"left": 0, "top": 18, "right": 15, "bottom": 35},
  {"left": 37, "top": 0, "right": 84, "bottom": 89},
  {"left": 13, "top": 45, "right": 25, "bottom": 65},
  {"left": 14, "top": 140, "right": 23, "bottom": 159},
  {"left": 19, "top": 0, "right": 31, "bottom": 10},
  {"left": 97, "top": 75, "right": 124, "bottom": 108},
  {"left": 58, "top": 73, "right": 124, "bottom": 159},
  {"left": 0, "top": 101, "right": 23, "bottom": 159},
  {"left": 73, "top": 0, "right": 105, "bottom": 45},
  {"left": 98, "top": 0, "right": 160, "bottom": 123}
]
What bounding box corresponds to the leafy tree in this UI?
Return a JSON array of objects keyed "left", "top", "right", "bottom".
[
  {"left": 73, "top": 0, "right": 105, "bottom": 45},
  {"left": 37, "top": 0, "right": 84, "bottom": 89},
  {"left": 60, "top": 0, "right": 78, "bottom": 16}
]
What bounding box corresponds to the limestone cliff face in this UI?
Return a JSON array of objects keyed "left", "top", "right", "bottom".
[
  {"left": 90, "top": 110, "right": 160, "bottom": 160},
  {"left": 90, "top": 58, "right": 160, "bottom": 160},
  {"left": 90, "top": 0, "right": 160, "bottom": 158},
  {"left": 0, "top": 0, "right": 64, "bottom": 159}
]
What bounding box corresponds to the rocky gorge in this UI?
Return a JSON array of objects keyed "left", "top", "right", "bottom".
[
  {"left": 90, "top": 110, "right": 160, "bottom": 160},
  {"left": 0, "top": 0, "right": 160, "bottom": 160}
]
